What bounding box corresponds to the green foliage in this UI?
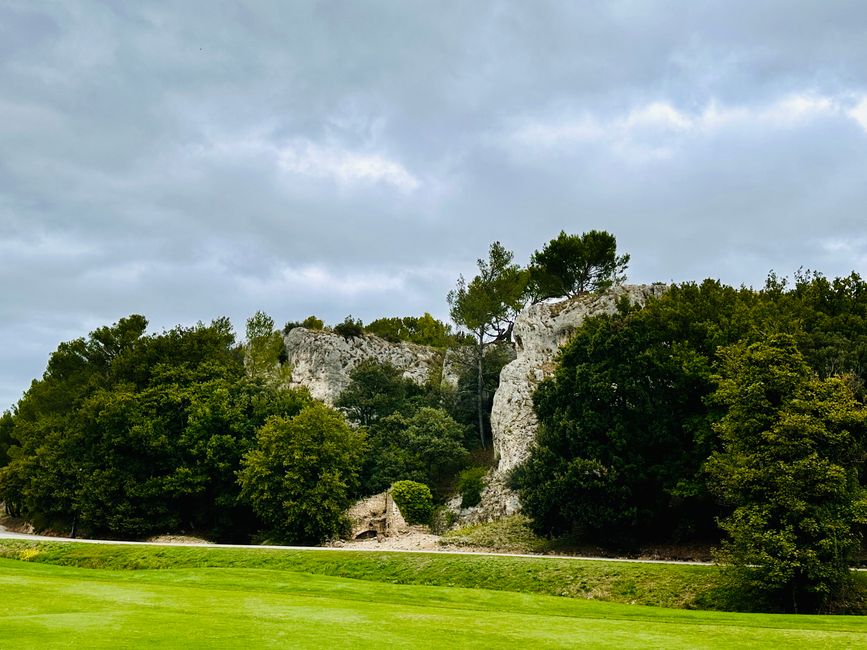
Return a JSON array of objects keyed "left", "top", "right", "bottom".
[
  {"left": 364, "top": 313, "right": 468, "bottom": 348},
  {"left": 528, "top": 230, "right": 630, "bottom": 300},
  {"left": 390, "top": 480, "right": 434, "bottom": 525},
  {"left": 336, "top": 360, "right": 422, "bottom": 427},
  {"left": 705, "top": 335, "right": 867, "bottom": 613},
  {"left": 0, "top": 315, "right": 310, "bottom": 541},
  {"left": 333, "top": 315, "right": 364, "bottom": 339},
  {"left": 237, "top": 403, "right": 365, "bottom": 545},
  {"left": 364, "top": 407, "right": 469, "bottom": 499},
  {"left": 444, "top": 343, "right": 512, "bottom": 447},
  {"left": 0, "top": 410, "right": 13, "bottom": 469},
  {"left": 448, "top": 241, "right": 527, "bottom": 447},
  {"left": 245, "top": 311, "right": 289, "bottom": 382},
  {"left": 516, "top": 281, "right": 755, "bottom": 544},
  {"left": 283, "top": 315, "right": 325, "bottom": 334},
  {"left": 457, "top": 466, "right": 488, "bottom": 508},
  {"left": 448, "top": 242, "right": 527, "bottom": 339}
]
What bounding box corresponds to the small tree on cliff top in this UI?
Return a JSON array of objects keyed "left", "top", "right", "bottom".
[
  {"left": 448, "top": 241, "right": 527, "bottom": 448},
  {"left": 529, "top": 230, "right": 629, "bottom": 300}
]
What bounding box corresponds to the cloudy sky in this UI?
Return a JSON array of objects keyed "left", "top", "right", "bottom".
[{"left": 3, "top": 1, "right": 867, "bottom": 410}]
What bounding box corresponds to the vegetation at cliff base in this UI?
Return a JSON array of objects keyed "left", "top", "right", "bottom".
[{"left": 515, "top": 271, "right": 867, "bottom": 612}]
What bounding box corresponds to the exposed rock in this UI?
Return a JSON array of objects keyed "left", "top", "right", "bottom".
[
  {"left": 468, "top": 284, "right": 668, "bottom": 520},
  {"left": 283, "top": 329, "right": 461, "bottom": 405},
  {"left": 346, "top": 491, "right": 409, "bottom": 539}
]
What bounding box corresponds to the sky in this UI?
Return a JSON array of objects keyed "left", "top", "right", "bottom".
[{"left": 2, "top": 1, "right": 867, "bottom": 411}]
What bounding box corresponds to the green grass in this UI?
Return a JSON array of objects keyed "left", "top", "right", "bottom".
[
  {"left": 2, "top": 555, "right": 867, "bottom": 648},
  {"left": 1, "top": 538, "right": 726, "bottom": 608},
  {"left": 442, "top": 514, "right": 554, "bottom": 553},
  {"left": 3, "top": 559, "right": 867, "bottom": 647}
]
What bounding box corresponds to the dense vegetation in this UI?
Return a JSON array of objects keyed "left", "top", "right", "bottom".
[
  {"left": 514, "top": 272, "right": 867, "bottom": 612},
  {"left": 2, "top": 228, "right": 865, "bottom": 614},
  {"left": 0, "top": 315, "right": 359, "bottom": 543}
]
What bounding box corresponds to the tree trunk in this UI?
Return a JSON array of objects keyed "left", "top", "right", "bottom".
[{"left": 477, "top": 330, "right": 485, "bottom": 449}]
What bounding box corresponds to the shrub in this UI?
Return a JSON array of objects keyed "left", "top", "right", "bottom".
[
  {"left": 458, "top": 466, "right": 488, "bottom": 508},
  {"left": 283, "top": 315, "right": 325, "bottom": 335},
  {"left": 333, "top": 315, "right": 364, "bottom": 339},
  {"left": 429, "top": 505, "right": 458, "bottom": 534},
  {"left": 391, "top": 480, "right": 433, "bottom": 525}
]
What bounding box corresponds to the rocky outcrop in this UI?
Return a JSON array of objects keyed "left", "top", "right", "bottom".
[
  {"left": 283, "top": 328, "right": 460, "bottom": 405},
  {"left": 467, "top": 284, "right": 668, "bottom": 521},
  {"left": 346, "top": 491, "right": 408, "bottom": 539}
]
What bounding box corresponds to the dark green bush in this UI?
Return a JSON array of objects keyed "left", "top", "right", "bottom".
[
  {"left": 333, "top": 315, "right": 364, "bottom": 339},
  {"left": 458, "top": 466, "right": 488, "bottom": 508},
  {"left": 391, "top": 480, "right": 433, "bottom": 525}
]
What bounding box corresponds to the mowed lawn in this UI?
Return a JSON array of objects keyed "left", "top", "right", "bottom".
[{"left": 1, "top": 552, "right": 866, "bottom": 648}]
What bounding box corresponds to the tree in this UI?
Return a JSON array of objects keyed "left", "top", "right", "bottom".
[
  {"left": 528, "top": 230, "right": 629, "bottom": 300},
  {"left": 0, "top": 315, "right": 310, "bottom": 541},
  {"left": 237, "top": 403, "right": 366, "bottom": 544},
  {"left": 363, "top": 407, "right": 469, "bottom": 499},
  {"left": 245, "top": 311, "right": 289, "bottom": 382},
  {"left": 364, "top": 313, "right": 467, "bottom": 348},
  {"left": 448, "top": 241, "right": 527, "bottom": 447},
  {"left": 336, "top": 360, "right": 421, "bottom": 427},
  {"left": 705, "top": 335, "right": 867, "bottom": 613}
]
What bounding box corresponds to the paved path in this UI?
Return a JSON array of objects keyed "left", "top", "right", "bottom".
[{"left": 0, "top": 523, "right": 714, "bottom": 565}]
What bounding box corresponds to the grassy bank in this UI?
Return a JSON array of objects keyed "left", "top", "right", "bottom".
[
  {"left": 0, "top": 539, "right": 721, "bottom": 609},
  {"left": 2, "top": 539, "right": 866, "bottom": 613},
  {"left": 2, "top": 552, "right": 867, "bottom": 649}
]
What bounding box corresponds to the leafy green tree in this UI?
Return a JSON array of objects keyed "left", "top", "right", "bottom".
[
  {"left": 706, "top": 335, "right": 867, "bottom": 613},
  {"left": 336, "top": 360, "right": 422, "bottom": 427},
  {"left": 363, "top": 407, "right": 469, "bottom": 499},
  {"left": 333, "top": 315, "right": 364, "bottom": 339},
  {"left": 364, "top": 313, "right": 467, "bottom": 348},
  {"left": 448, "top": 241, "right": 527, "bottom": 447},
  {"left": 283, "top": 315, "right": 325, "bottom": 334},
  {"left": 245, "top": 311, "right": 289, "bottom": 382},
  {"left": 237, "top": 403, "right": 366, "bottom": 544},
  {"left": 0, "top": 315, "right": 309, "bottom": 541},
  {"left": 515, "top": 280, "right": 760, "bottom": 544},
  {"left": 528, "top": 230, "right": 629, "bottom": 300}
]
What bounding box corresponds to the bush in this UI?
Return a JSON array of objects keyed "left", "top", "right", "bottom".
[
  {"left": 333, "top": 315, "right": 364, "bottom": 339},
  {"left": 283, "top": 315, "right": 325, "bottom": 335},
  {"left": 391, "top": 480, "right": 433, "bottom": 525},
  {"left": 458, "top": 467, "right": 488, "bottom": 508},
  {"left": 429, "top": 505, "right": 458, "bottom": 534}
]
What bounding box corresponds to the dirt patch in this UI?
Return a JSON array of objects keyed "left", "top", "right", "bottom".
[
  {"left": 145, "top": 534, "right": 213, "bottom": 545},
  {"left": 333, "top": 525, "right": 443, "bottom": 551}
]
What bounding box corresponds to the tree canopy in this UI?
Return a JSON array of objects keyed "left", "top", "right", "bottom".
[
  {"left": 0, "top": 315, "right": 311, "bottom": 541},
  {"left": 237, "top": 402, "right": 365, "bottom": 544},
  {"left": 448, "top": 241, "right": 527, "bottom": 447},
  {"left": 516, "top": 272, "right": 867, "bottom": 565},
  {"left": 528, "top": 230, "right": 629, "bottom": 300},
  {"left": 706, "top": 335, "right": 867, "bottom": 613}
]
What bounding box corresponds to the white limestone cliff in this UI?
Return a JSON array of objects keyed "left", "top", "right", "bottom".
[
  {"left": 461, "top": 284, "right": 668, "bottom": 521},
  {"left": 283, "top": 328, "right": 460, "bottom": 405}
]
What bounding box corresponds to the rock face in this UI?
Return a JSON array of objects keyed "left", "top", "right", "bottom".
[
  {"left": 283, "top": 328, "right": 460, "bottom": 405},
  {"left": 467, "top": 284, "right": 668, "bottom": 521},
  {"left": 346, "top": 491, "right": 409, "bottom": 539}
]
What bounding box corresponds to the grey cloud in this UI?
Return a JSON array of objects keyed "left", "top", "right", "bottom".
[{"left": 2, "top": 1, "right": 867, "bottom": 409}]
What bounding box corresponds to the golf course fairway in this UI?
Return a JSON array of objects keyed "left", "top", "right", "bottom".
[{"left": 1, "top": 550, "right": 866, "bottom": 648}]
